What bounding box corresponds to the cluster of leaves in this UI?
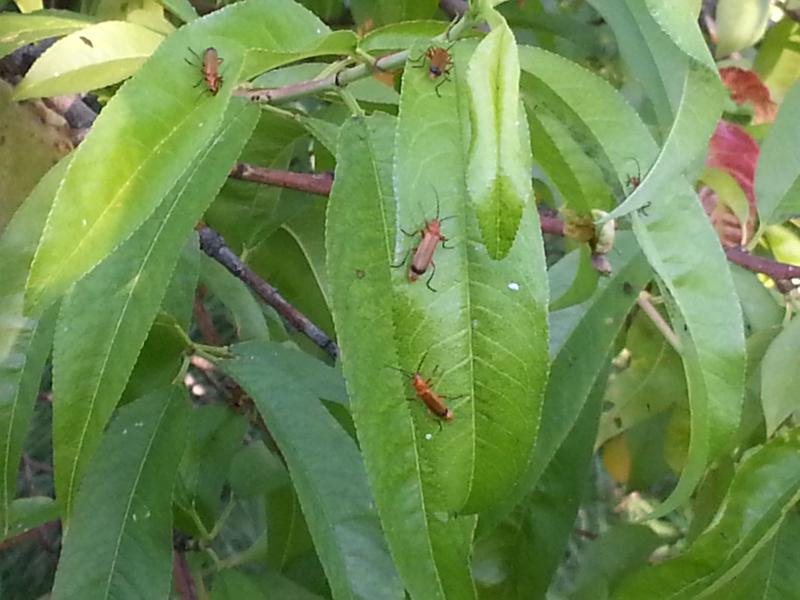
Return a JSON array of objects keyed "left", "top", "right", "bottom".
[{"left": 2, "top": 0, "right": 800, "bottom": 598}]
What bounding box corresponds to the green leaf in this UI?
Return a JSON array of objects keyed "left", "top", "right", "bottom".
[
  {"left": 349, "top": 0, "right": 438, "bottom": 26},
  {"left": 754, "top": 81, "right": 800, "bottom": 235},
  {"left": 119, "top": 316, "right": 186, "bottom": 405},
  {"left": 700, "top": 167, "right": 750, "bottom": 245},
  {"left": 753, "top": 18, "right": 800, "bottom": 102},
  {"left": 160, "top": 236, "right": 200, "bottom": 330},
  {"left": 730, "top": 265, "right": 782, "bottom": 335},
  {"left": 327, "top": 115, "right": 478, "bottom": 599},
  {"left": 711, "top": 512, "right": 800, "bottom": 599},
  {"left": 526, "top": 106, "right": 614, "bottom": 214},
  {"left": 597, "top": 308, "right": 687, "bottom": 447},
  {"left": 248, "top": 224, "right": 335, "bottom": 349},
  {"left": 466, "top": 25, "right": 529, "bottom": 258},
  {"left": 13, "top": 21, "right": 164, "bottom": 100},
  {"left": 715, "top": 0, "right": 770, "bottom": 57},
  {"left": 632, "top": 189, "right": 746, "bottom": 516},
  {"left": 488, "top": 233, "right": 650, "bottom": 525},
  {"left": 212, "top": 569, "right": 327, "bottom": 600},
  {"left": 475, "top": 368, "right": 607, "bottom": 598},
  {"left": 229, "top": 440, "right": 286, "bottom": 499},
  {"left": 2, "top": 496, "right": 60, "bottom": 543},
  {"left": 52, "top": 102, "right": 258, "bottom": 519},
  {"left": 397, "top": 41, "right": 549, "bottom": 513},
  {"left": 613, "top": 432, "right": 800, "bottom": 599},
  {"left": 156, "top": 0, "right": 197, "bottom": 23},
  {"left": 0, "top": 10, "right": 94, "bottom": 59},
  {"left": 200, "top": 254, "right": 270, "bottom": 342},
  {"left": 219, "top": 341, "right": 405, "bottom": 600},
  {"left": 760, "top": 316, "right": 800, "bottom": 436},
  {"left": 0, "top": 158, "right": 67, "bottom": 537},
  {"left": 266, "top": 482, "right": 315, "bottom": 571},
  {"left": 25, "top": 0, "right": 332, "bottom": 312},
  {"left": 519, "top": 44, "right": 746, "bottom": 518},
  {"left": 205, "top": 111, "right": 308, "bottom": 253},
  {"left": 175, "top": 405, "right": 247, "bottom": 530},
  {"left": 549, "top": 245, "right": 600, "bottom": 311},
  {"left": 15, "top": 0, "right": 43, "bottom": 12},
  {"left": 589, "top": 0, "right": 726, "bottom": 221},
  {"left": 572, "top": 524, "right": 663, "bottom": 600},
  {"left": 360, "top": 21, "right": 448, "bottom": 52},
  {"left": 51, "top": 387, "right": 190, "bottom": 600}
]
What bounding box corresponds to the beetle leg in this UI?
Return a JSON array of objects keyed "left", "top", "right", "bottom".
[
  {"left": 391, "top": 249, "right": 412, "bottom": 268},
  {"left": 434, "top": 72, "right": 451, "bottom": 97},
  {"left": 425, "top": 261, "right": 438, "bottom": 292},
  {"left": 400, "top": 227, "right": 417, "bottom": 237}
]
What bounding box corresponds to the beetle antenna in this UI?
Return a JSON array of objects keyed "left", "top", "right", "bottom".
[
  {"left": 623, "top": 156, "right": 641, "bottom": 178},
  {"left": 386, "top": 365, "right": 414, "bottom": 378},
  {"left": 415, "top": 350, "right": 430, "bottom": 373}
]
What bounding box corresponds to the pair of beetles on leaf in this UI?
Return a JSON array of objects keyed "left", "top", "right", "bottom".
[{"left": 187, "top": 44, "right": 457, "bottom": 424}]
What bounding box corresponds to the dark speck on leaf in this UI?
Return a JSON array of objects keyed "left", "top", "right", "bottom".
[
  {"left": 355, "top": 269, "right": 365, "bottom": 279},
  {"left": 614, "top": 417, "right": 622, "bottom": 428},
  {"left": 80, "top": 36, "right": 93, "bottom": 48},
  {"left": 623, "top": 282, "right": 633, "bottom": 295}
]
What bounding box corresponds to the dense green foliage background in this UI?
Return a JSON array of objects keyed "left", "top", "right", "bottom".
[{"left": 2, "top": 0, "right": 800, "bottom": 598}]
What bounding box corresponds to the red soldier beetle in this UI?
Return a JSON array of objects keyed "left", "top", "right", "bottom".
[
  {"left": 624, "top": 157, "right": 642, "bottom": 190},
  {"left": 392, "top": 190, "right": 455, "bottom": 292},
  {"left": 622, "top": 157, "right": 654, "bottom": 216},
  {"left": 389, "top": 352, "right": 454, "bottom": 423},
  {"left": 186, "top": 47, "right": 224, "bottom": 96},
  {"left": 409, "top": 44, "right": 453, "bottom": 97}
]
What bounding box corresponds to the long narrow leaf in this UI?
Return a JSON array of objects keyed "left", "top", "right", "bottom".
[
  {"left": 589, "top": 0, "right": 725, "bottom": 221},
  {"left": 0, "top": 158, "right": 67, "bottom": 535},
  {"left": 25, "top": 0, "right": 334, "bottom": 312},
  {"left": 613, "top": 432, "right": 800, "bottom": 598},
  {"left": 519, "top": 45, "right": 745, "bottom": 517},
  {"left": 219, "top": 341, "right": 404, "bottom": 600},
  {"left": 327, "top": 115, "right": 476, "bottom": 600},
  {"left": 52, "top": 102, "right": 258, "bottom": 518},
  {"left": 51, "top": 387, "right": 190, "bottom": 600}
]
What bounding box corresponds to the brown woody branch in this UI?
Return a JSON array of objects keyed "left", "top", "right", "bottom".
[
  {"left": 172, "top": 550, "right": 198, "bottom": 600},
  {"left": 230, "top": 162, "right": 334, "bottom": 196},
  {"left": 0, "top": 520, "right": 59, "bottom": 552},
  {"left": 725, "top": 246, "right": 800, "bottom": 282},
  {"left": 197, "top": 226, "right": 339, "bottom": 360},
  {"left": 235, "top": 166, "right": 800, "bottom": 287}
]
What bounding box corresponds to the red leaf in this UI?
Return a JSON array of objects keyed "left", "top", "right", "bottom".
[
  {"left": 720, "top": 67, "right": 778, "bottom": 124},
  {"left": 703, "top": 121, "right": 760, "bottom": 246}
]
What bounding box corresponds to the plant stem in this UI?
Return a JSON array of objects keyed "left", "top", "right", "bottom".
[
  {"left": 236, "top": 13, "right": 472, "bottom": 105},
  {"left": 197, "top": 226, "right": 339, "bottom": 360}
]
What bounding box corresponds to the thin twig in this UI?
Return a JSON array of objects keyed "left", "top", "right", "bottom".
[
  {"left": 193, "top": 286, "right": 223, "bottom": 346},
  {"left": 230, "top": 162, "right": 333, "bottom": 196},
  {"left": 439, "top": 0, "right": 469, "bottom": 18},
  {"left": 233, "top": 165, "right": 800, "bottom": 286},
  {"left": 725, "top": 246, "right": 800, "bottom": 282},
  {"left": 197, "top": 226, "right": 339, "bottom": 360},
  {"left": 172, "top": 550, "right": 198, "bottom": 600},
  {"left": 776, "top": 1, "right": 800, "bottom": 22},
  {"left": 236, "top": 14, "right": 471, "bottom": 105},
  {"left": 540, "top": 214, "right": 566, "bottom": 236},
  {"left": 0, "top": 520, "right": 59, "bottom": 552},
  {"left": 637, "top": 292, "right": 682, "bottom": 352}
]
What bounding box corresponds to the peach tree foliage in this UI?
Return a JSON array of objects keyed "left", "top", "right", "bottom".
[{"left": 1, "top": 0, "right": 800, "bottom": 598}]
